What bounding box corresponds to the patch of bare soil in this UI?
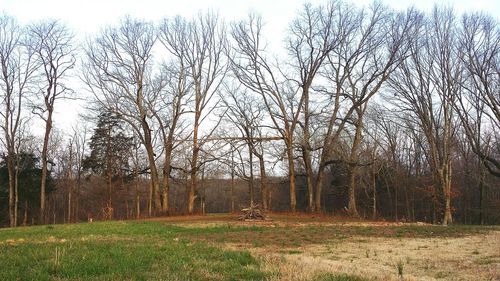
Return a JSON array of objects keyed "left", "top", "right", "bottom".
[{"left": 241, "top": 231, "right": 500, "bottom": 281}]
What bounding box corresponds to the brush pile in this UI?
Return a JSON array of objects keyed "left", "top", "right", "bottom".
[{"left": 238, "top": 204, "right": 266, "bottom": 220}]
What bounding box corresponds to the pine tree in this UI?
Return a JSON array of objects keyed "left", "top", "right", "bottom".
[{"left": 83, "top": 111, "right": 133, "bottom": 219}]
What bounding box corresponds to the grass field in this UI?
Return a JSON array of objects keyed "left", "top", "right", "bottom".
[{"left": 0, "top": 214, "right": 498, "bottom": 280}]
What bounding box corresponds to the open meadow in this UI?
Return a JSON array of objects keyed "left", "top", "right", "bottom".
[{"left": 0, "top": 214, "right": 498, "bottom": 281}]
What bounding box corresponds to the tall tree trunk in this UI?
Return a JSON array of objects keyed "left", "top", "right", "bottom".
[
  {"left": 302, "top": 147, "right": 314, "bottom": 212},
  {"left": 161, "top": 131, "right": 175, "bottom": 214},
  {"left": 143, "top": 128, "right": 161, "bottom": 215},
  {"left": 441, "top": 163, "right": 453, "bottom": 225},
  {"left": 230, "top": 151, "right": 235, "bottom": 213},
  {"left": 347, "top": 111, "right": 364, "bottom": 217},
  {"left": 136, "top": 183, "right": 141, "bottom": 219},
  {"left": 7, "top": 155, "right": 15, "bottom": 227},
  {"left": 107, "top": 168, "right": 113, "bottom": 220},
  {"left": 286, "top": 143, "right": 296, "bottom": 212},
  {"left": 76, "top": 176, "right": 81, "bottom": 223},
  {"left": 188, "top": 112, "right": 201, "bottom": 214},
  {"left": 314, "top": 91, "right": 345, "bottom": 212},
  {"left": 67, "top": 187, "right": 72, "bottom": 223},
  {"left": 14, "top": 162, "right": 19, "bottom": 227},
  {"left": 404, "top": 181, "right": 411, "bottom": 222},
  {"left": 40, "top": 110, "right": 53, "bottom": 224},
  {"left": 67, "top": 147, "right": 73, "bottom": 223},
  {"left": 188, "top": 171, "right": 196, "bottom": 214},
  {"left": 148, "top": 174, "right": 153, "bottom": 217},
  {"left": 302, "top": 86, "right": 315, "bottom": 212},
  {"left": 478, "top": 160, "right": 485, "bottom": 225},
  {"left": 248, "top": 143, "right": 255, "bottom": 207},
  {"left": 160, "top": 140, "right": 171, "bottom": 215},
  {"left": 258, "top": 156, "right": 269, "bottom": 211},
  {"left": 314, "top": 163, "right": 326, "bottom": 213},
  {"left": 347, "top": 166, "right": 359, "bottom": 217},
  {"left": 372, "top": 168, "right": 377, "bottom": 220},
  {"left": 161, "top": 155, "right": 171, "bottom": 214}
]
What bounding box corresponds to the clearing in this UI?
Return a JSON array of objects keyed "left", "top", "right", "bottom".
[{"left": 0, "top": 214, "right": 498, "bottom": 281}]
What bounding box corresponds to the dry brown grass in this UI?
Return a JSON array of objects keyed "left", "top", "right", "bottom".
[
  {"left": 249, "top": 231, "right": 500, "bottom": 280},
  {"left": 151, "top": 213, "right": 499, "bottom": 281}
]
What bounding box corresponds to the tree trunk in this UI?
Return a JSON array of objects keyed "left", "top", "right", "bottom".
[
  {"left": 258, "top": 156, "right": 269, "bottom": 211},
  {"left": 14, "top": 163, "right": 19, "bottom": 227},
  {"left": 161, "top": 154, "right": 170, "bottom": 215},
  {"left": 442, "top": 164, "right": 453, "bottom": 225},
  {"left": 161, "top": 158, "right": 170, "bottom": 214},
  {"left": 302, "top": 147, "right": 314, "bottom": 212},
  {"left": 286, "top": 144, "right": 296, "bottom": 212},
  {"left": 40, "top": 110, "right": 53, "bottom": 224},
  {"left": 161, "top": 136, "right": 174, "bottom": 214},
  {"left": 372, "top": 168, "right": 377, "bottom": 220},
  {"left": 67, "top": 187, "right": 72, "bottom": 223},
  {"left": 76, "top": 176, "right": 81, "bottom": 223},
  {"left": 136, "top": 189, "right": 141, "bottom": 219},
  {"left": 230, "top": 149, "right": 236, "bottom": 213},
  {"left": 188, "top": 112, "right": 201, "bottom": 214},
  {"left": 148, "top": 174, "right": 153, "bottom": 217},
  {"left": 314, "top": 163, "right": 325, "bottom": 213},
  {"left": 478, "top": 162, "right": 484, "bottom": 225},
  {"left": 347, "top": 110, "right": 364, "bottom": 217},
  {"left": 188, "top": 167, "right": 197, "bottom": 214},
  {"left": 404, "top": 182, "right": 411, "bottom": 222},
  {"left": 7, "top": 154, "right": 15, "bottom": 227},
  {"left": 143, "top": 133, "right": 161, "bottom": 215},
  {"left": 248, "top": 143, "right": 255, "bottom": 207},
  {"left": 302, "top": 86, "right": 315, "bottom": 212},
  {"left": 347, "top": 166, "right": 359, "bottom": 217},
  {"left": 107, "top": 170, "right": 113, "bottom": 220}
]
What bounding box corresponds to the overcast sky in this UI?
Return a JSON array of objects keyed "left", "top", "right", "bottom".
[
  {"left": 3, "top": 0, "right": 499, "bottom": 36},
  {"left": 1, "top": 0, "right": 499, "bottom": 133}
]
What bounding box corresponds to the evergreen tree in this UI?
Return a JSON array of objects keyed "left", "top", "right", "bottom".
[
  {"left": 0, "top": 153, "right": 54, "bottom": 225},
  {"left": 83, "top": 111, "right": 133, "bottom": 219}
]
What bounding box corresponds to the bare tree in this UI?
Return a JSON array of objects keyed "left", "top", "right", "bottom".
[
  {"left": 223, "top": 84, "right": 271, "bottom": 209},
  {"left": 149, "top": 58, "right": 191, "bottom": 214},
  {"left": 456, "top": 13, "right": 499, "bottom": 177},
  {"left": 454, "top": 12, "right": 499, "bottom": 224},
  {"left": 314, "top": 3, "right": 420, "bottom": 215},
  {"left": 82, "top": 17, "right": 162, "bottom": 215},
  {"left": 70, "top": 123, "right": 88, "bottom": 222},
  {"left": 285, "top": 1, "right": 338, "bottom": 212},
  {"left": 387, "top": 7, "right": 461, "bottom": 225},
  {"left": 230, "top": 14, "right": 302, "bottom": 212},
  {"left": 159, "top": 13, "right": 227, "bottom": 214},
  {"left": 29, "top": 20, "right": 75, "bottom": 224},
  {"left": 0, "top": 15, "right": 38, "bottom": 226}
]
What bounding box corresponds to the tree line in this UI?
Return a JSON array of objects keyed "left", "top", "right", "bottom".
[{"left": 0, "top": 0, "right": 499, "bottom": 227}]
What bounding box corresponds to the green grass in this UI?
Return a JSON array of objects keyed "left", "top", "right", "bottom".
[
  {"left": 0, "top": 221, "right": 268, "bottom": 281},
  {"left": 188, "top": 224, "right": 498, "bottom": 248}
]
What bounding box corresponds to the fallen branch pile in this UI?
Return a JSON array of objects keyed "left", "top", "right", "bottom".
[{"left": 238, "top": 204, "right": 267, "bottom": 220}]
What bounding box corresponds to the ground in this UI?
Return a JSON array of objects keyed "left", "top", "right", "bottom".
[{"left": 0, "top": 214, "right": 498, "bottom": 280}]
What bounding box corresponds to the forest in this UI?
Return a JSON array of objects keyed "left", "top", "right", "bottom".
[{"left": 0, "top": 0, "right": 499, "bottom": 228}]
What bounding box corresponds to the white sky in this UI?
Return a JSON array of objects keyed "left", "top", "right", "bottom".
[
  {"left": 1, "top": 0, "right": 499, "bottom": 134},
  {"left": 2, "top": 0, "right": 499, "bottom": 35}
]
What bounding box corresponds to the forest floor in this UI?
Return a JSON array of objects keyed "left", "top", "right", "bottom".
[{"left": 0, "top": 213, "right": 498, "bottom": 280}]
